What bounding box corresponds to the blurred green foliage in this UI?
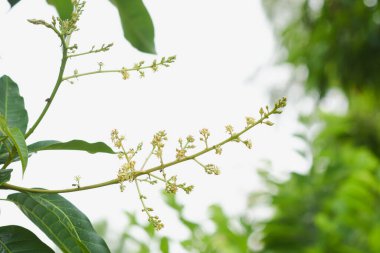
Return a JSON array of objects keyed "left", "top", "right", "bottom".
[
  {"left": 258, "top": 0, "right": 380, "bottom": 252},
  {"left": 258, "top": 111, "right": 380, "bottom": 253},
  {"left": 262, "top": 0, "right": 380, "bottom": 97},
  {"left": 95, "top": 193, "right": 254, "bottom": 253}
]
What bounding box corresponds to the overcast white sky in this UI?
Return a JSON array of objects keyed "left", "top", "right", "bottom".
[{"left": 0, "top": 0, "right": 310, "bottom": 251}]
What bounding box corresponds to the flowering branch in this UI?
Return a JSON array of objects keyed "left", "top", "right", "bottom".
[
  {"left": 62, "top": 56, "right": 176, "bottom": 82},
  {"left": 1, "top": 97, "right": 286, "bottom": 194}
]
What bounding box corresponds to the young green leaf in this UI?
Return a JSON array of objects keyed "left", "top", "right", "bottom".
[
  {"left": 8, "top": 192, "right": 111, "bottom": 253},
  {"left": 8, "top": 128, "right": 28, "bottom": 172},
  {"left": 0, "top": 75, "right": 28, "bottom": 134},
  {"left": 110, "top": 0, "right": 156, "bottom": 54},
  {"left": 46, "top": 0, "right": 73, "bottom": 20},
  {"left": 0, "top": 225, "right": 54, "bottom": 253},
  {"left": 0, "top": 116, "right": 28, "bottom": 172},
  {"left": 0, "top": 169, "right": 12, "bottom": 185}
]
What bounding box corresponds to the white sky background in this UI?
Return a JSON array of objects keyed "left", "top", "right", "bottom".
[{"left": 0, "top": 0, "right": 310, "bottom": 251}]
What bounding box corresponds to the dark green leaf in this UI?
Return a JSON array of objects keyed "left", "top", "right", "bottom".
[
  {"left": 8, "top": 192, "right": 110, "bottom": 253},
  {"left": 28, "top": 140, "right": 115, "bottom": 154},
  {"left": 160, "top": 237, "right": 169, "bottom": 253},
  {"left": 111, "top": 0, "right": 156, "bottom": 54},
  {"left": 46, "top": 0, "right": 73, "bottom": 20},
  {"left": 7, "top": 0, "right": 21, "bottom": 8},
  {"left": 0, "top": 169, "right": 12, "bottom": 185},
  {"left": 0, "top": 75, "right": 28, "bottom": 134},
  {"left": 0, "top": 225, "right": 54, "bottom": 253}
]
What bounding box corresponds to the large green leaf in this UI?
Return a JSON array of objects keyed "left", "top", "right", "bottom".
[
  {"left": 0, "top": 75, "right": 28, "bottom": 134},
  {"left": 0, "top": 169, "right": 12, "bottom": 185},
  {"left": 0, "top": 116, "right": 28, "bottom": 172},
  {"left": 46, "top": 0, "right": 73, "bottom": 20},
  {"left": 111, "top": 0, "right": 156, "bottom": 54},
  {"left": 28, "top": 140, "right": 115, "bottom": 154},
  {"left": 0, "top": 225, "right": 54, "bottom": 253},
  {"left": 7, "top": 192, "right": 110, "bottom": 253}
]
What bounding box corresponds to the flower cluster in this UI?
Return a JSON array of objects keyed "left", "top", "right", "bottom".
[
  {"left": 176, "top": 135, "right": 196, "bottom": 160},
  {"left": 199, "top": 128, "right": 210, "bottom": 148},
  {"left": 110, "top": 97, "right": 287, "bottom": 230},
  {"left": 152, "top": 131, "right": 168, "bottom": 165},
  {"left": 164, "top": 175, "right": 194, "bottom": 194},
  {"left": 111, "top": 129, "right": 142, "bottom": 191}
]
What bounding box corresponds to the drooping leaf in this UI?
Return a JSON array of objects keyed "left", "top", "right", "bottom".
[
  {"left": 0, "top": 169, "right": 12, "bottom": 185},
  {"left": 0, "top": 75, "right": 28, "bottom": 134},
  {"left": 7, "top": 0, "right": 21, "bottom": 8},
  {"left": 0, "top": 116, "right": 28, "bottom": 172},
  {"left": 110, "top": 0, "right": 156, "bottom": 54},
  {"left": 8, "top": 192, "right": 110, "bottom": 253},
  {"left": 46, "top": 0, "right": 73, "bottom": 20},
  {"left": 0, "top": 225, "right": 54, "bottom": 253},
  {"left": 28, "top": 140, "right": 115, "bottom": 154},
  {"left": 8, "top": 128, "right": 28, "bottom": 172}
]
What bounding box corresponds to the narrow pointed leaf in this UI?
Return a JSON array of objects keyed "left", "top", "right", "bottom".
[
  {"left": 0, "top": 225, "right": 54, "bottom": 253},
  {"left": 46, "top": 0, "right": 73, "bottom": 20},
  {"left": 28, "top": 140, "right": 115, "bottom": 154},
  {"left": 0, "top": 169, "right": 12, "bottom": 185},
  {"left": 0, "top": 116, "right": 28, "bottom": 172},
  {"left": 8, "top": 192, "right": 110, "bottom": 253},
  {"left": 8, "top": 127, "right": 28, "bottom": 172},
  {"left": 110, "top": 0, "right": 156, "bottom": 54},
  {"left": 0, "top": 75, "right": 28, "bottom": 134}
]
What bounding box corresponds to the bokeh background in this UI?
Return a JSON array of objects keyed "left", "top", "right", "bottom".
[{"left": 1, "top": 0, "right": 379, "bottom": 252}]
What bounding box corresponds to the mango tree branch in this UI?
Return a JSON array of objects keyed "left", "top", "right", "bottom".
[
  {"left": 25, "top": 21, "right": 69, "bottom": 139},
  {"left": 0, "top": 97, "right": 286, "bottom": 194},
  {"left": 62, "top": 56, "right": 176, "bottom": 81}
]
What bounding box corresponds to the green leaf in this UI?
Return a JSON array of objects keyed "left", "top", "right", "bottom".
[
  {"left": 7, "top": 192, "right": 110, "bottom": 253},
  {"left": 0, "top": 225, "right": 54, "bottom": 253},
  {"left": 7, "top": 0, "right": 21, "bottom": 8},
  {"left": 110, "top": 0, "right": 156, "bottom": 54},
  {"left": 28, "top": 140, "right": 115, "bottom": 154},
  {"left": 0, "top": 75, "right": 28, "bottom": 134},
  {"left": 160, "top": 237, "right": 169, "bottom": 253},
  {"left": 0, "top": 169, "right": 12, "bottom": 185},
  {"left": 8, "top": 128, "right": 28, "bottom": 172},
  {"left": 46, "top": 0, "right": 73, "bottom": 20},
  {"left": 0, "top": 116, "right": 28, "bottom": 172}
]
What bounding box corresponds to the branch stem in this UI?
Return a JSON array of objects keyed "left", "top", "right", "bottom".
[
  {"left": 25, "top": 46, "right": 68, "bottom": 139},
  {"left": 0, "top": 105, "right": 281, "bottom": 194}
]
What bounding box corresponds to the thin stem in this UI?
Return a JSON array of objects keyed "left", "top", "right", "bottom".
[
  {"left": 0, "top": 179, "right": 118, "bottom": 193},
  {"left": 68, "top": 43, "right": 113, "bottom": 58},
  {"left": 62, "top": 62, "right": 169, "bottom": 81},
  {"left": 149, "top": 174, "right": 166, "bottom": 182},
  {"left": 25, "top": 46, "right": 68, "bottom": 139},
  {"left": 192, "top": 158, "right": 204, "bottom": 168},
  {"left": 134, "top": 180, "right": 152, "bottom": 219},
  {"left": 68, "top": 50, "right": 97, "bottom": 58},
  {"left": 140, "top": 147, "right": 154, "bottom": 171}
]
